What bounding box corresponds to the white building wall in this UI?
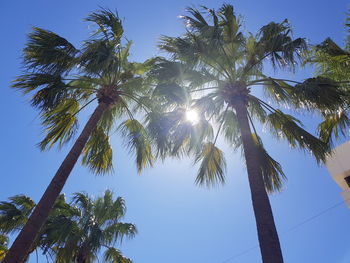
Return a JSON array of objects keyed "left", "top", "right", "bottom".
[{"left": 325, "top": 141, "right": 350, "bottom": 208}]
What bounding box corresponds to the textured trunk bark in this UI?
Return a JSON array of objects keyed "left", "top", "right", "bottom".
[
  {"left": 234, "top": 99, "right": 284, "bottom": 263},
  {"left": 3, "top": 102, "right": 108, "bottom": 263}
]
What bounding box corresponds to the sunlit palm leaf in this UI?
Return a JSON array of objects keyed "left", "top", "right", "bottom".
[
  {"left": 146, "top": 111, "right": 182, "bottom": 158},
  {"left": 152, "top": 82, "right": 189, "bottom": 106},
  {"left": 194, "top": 142, "right": 226, "bottom": 186},
  {"left": 85, "top": 8, "right": 123, "bottom": 41},
  {"left": 252, "top": 134, "right": 286, "bottom": 193},
  {"left": 104, "top": 247, "right": 132, "bottom": 263},
  {"left": 265, "top": 110, "right": 329, "bottom": 162},
  {"left": 220, "top": 110, "right": 241, "bottom": 148},
  {"left": 23, "top": 27, "right": 78, "bottom": 74},
  {"left": 39, "top": 98, "right": 79, "bottom": 150},
  {"left": 118, "top": 119, "right": 154, "bottom": 172},
  {"left": 12, "top": 73, "right": 69, "bottom": 110},
  {"left": 79, "top": 39, "right": 118, "bottom": 76},
  {"left": 291, "top": 77, "right": 346, "bottom": 111},
  {"left": 318, "top": 109, "right": 350, "bottom": 146},
  {"left": 82, "top": 127, "right": 113, "bottom": 174},
  {"left": 0, "top": 195, "right": 35, "bottom": 233}
]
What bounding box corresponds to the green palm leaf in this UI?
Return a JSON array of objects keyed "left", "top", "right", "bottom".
[
  {"left": 12, "top": 73, "right": 69, "bottom": 110},
  {"left": 23, "top": 27, "right": 78, "bottom": 74},
  {"left": 118, "top": 119, "right": 154, "bottom": 172},
  {"left": 82, "top": 127, "right": 113, "bottom": 174},
  {"left": 265, "top": 110, "right": 329, "bottom": 162},
  {"left": 194, "top": 142, "right": 226, "bottom": 186},
  {"left": 318, "top": 109, "right": 350, "bottom": 145},
  {"left": 39, "top": 98, "right": 79, "bottom": 150},
  {"left": 104, "top": 247, "right": 132, "bottom": 263},
  {"left": 252, "top": 134, "right": 286, "bottom": 193}
]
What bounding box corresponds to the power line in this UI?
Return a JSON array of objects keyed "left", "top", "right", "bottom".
[{"left": 221, "top": 199, "right": 348, "bottom": 262}]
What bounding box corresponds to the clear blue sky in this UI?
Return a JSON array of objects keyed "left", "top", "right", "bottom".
[{"left": 1, "top": 1, "right": 350, "bottom": 262}]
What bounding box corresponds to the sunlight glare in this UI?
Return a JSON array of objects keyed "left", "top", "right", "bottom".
[{"left": 186, "top": 109, "right": 199, "bottom": 124}]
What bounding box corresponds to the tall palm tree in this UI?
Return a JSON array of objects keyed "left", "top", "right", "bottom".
[
  {"left": 147, "top": 5, "right": 345, "bottom": 263},
  {"left": 0, "top": 191, "right": 135, "bottom": 263},
  {"left": 5, "top": 9, "right": 154, "bottom": 263},
  {"left": 306, "top": 12, "right": 350, "bottom": 145}
]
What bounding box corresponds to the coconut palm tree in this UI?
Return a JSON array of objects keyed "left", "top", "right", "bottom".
[
  {"left": 306, "top": 12, "right": 350, "bottom": 145},
  {"left": 41, "top": 190, "right": 135, "bottom": 263},
  {"left": 5, "top": 9, "right": 153, "bottom": 263},
  {"left": 147, "top": 5, "right": 346, "bottom": 263}
]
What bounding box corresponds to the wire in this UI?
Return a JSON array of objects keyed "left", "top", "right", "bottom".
[{"left": 221, "top": 198, "right": 349, "bottom": 262}]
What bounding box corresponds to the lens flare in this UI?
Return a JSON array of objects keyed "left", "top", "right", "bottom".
[{"left": 186, "top": 109, "right": 199, "bottom": 124}]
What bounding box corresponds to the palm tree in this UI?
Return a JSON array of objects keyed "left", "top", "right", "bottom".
[
  {"left": 147, "top": 5, "right": 345, "bottom": 263},
  {"left": 306, "top": 12, "right": 350, "bottom": 145},
  {"left": 41, "top": 190, "right": 135, "bottom": 263},
  {"left": 0, "top": 191, "right": 135, "bottom": 263},
  {"left": 5, "top": 9, "right": 153, "bottom": 262}
]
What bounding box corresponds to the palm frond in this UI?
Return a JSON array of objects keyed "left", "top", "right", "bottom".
[
  {"left": 291, "top": 77, "right": 346, "bottom": 111},
  {"left": 252, "top": 134, "right": 286, "bottom": 193},
  {"left": 12, "top": 73, "right": 69, "bottom": 110},
  {"left": 0, "top": 195, "right": 35, "bottom": 233},
  {"left": 146, "top": 110, "right": 183, "bottom": 158},
  {"left": 219, "top": 110, "right": 241, "bottom": 148},
  {"left": 85, "top": 8, "right": 123, "bottom": 41},
  {"left": 118, "top": 119, "right": 154, "bottom": 172},
  {"left": 259, "top": 78, "right": 294, "bottom": 106},
  {"left": 23, "top": 27, "right": 78, "bottom": 74},
  {"left": 104, "top": 247, "right": 132, "bottom": 263},
  {"left": 194, "top": 142, "right": 226, "bottom": 186},
  {"left": 247, "top": 95, "right": 267, "bottom": 122},
  {"left": 318, "top": 109, "right": 350, "bottom": 146},
  {"left": 256, "top": 20, "right": 306, "bottom": 70},
  {"left": 265, "top": 110, "right": 330, "bottom": 163},
  {"left": 39, "top": 98, "right": 79, "bottom": 150},
  {"left": 79, "top": 39, "right": 118, "bottom": 76},
  {"left": 82, "top": 127, "right": 113, "bottom": 174},
  {"left": 152, "top": 82, "right": 189, "bottom": 106}
]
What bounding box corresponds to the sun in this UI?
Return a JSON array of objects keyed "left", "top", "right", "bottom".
[{"left": 185, "top": 109, "right": 199, "bottom": 124}]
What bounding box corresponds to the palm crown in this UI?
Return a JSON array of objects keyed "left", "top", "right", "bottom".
[
  {"left": 148, "top": 4, "right": 345, "bottom": 190},
  {"left": 13, "top": 9, "right": 154, "bottom": 173}
]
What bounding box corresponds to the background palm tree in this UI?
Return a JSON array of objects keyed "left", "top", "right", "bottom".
[
  {"left": 306, "top": 12, "right": 350, "bottom": 145},
  {"left": 0, "top": 191, "right": 135, "bottom": 263},
  {"left": 147, "top": 5, "right": 345, "bottom": 263},
  {"left": 6, "top": 9, "right": 154, "bottom": 262},
  {"left": 41, "top": 190, "right": 135, "bottom": 263}
]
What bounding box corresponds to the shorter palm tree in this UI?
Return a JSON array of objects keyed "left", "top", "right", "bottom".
[
  {"left": 0, "top": 191, "right": 135, "bottom": 263},
  {"left": 41, "top": 190, "right": 136, "bottom": 263}
]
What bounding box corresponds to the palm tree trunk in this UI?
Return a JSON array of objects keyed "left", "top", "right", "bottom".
[
  {"left": 234, "top": 99, "right": 284, "bottom": 263},
  {"left": 3, "top": 102, "right": 109, "bottom": 263}
]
